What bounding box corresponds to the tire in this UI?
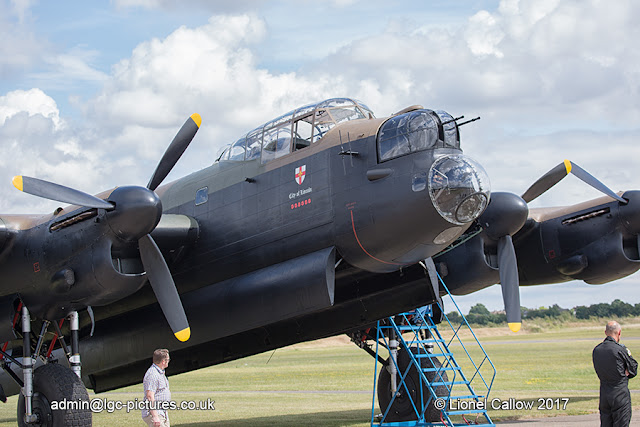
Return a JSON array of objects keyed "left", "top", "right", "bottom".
[
  {"left": 377, "top": 346, "right": 449, "bottom": 422},
  {"left": 17, "top": 363, "right": 91, "bottom": 427}
]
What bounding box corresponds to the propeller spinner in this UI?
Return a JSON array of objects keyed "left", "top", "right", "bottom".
[{"left": 12, "top": 113, "right": 201, "bottom": 342}]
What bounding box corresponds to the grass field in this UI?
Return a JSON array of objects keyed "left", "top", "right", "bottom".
[{"left": 0, "top": 318, "right": 638, "bottom": 426}]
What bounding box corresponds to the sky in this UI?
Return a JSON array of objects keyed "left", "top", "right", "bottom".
[{"left": 1, "top": 0, "right": 639, "bottom": 315}]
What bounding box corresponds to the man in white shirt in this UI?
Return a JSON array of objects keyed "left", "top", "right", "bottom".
[{"left": 142, "top": 349, "right": 172, "bottom": 427}]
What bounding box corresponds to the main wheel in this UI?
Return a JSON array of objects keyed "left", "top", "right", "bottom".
[
  {"left": 377, "top": 346, "right": 449, "bottom": 422},
  {"left": 17, "top": 363, "right": 91, "bottom": 427}
]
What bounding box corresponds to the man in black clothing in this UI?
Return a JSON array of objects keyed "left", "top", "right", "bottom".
[{"left": 593, "top": 321, "right": 638, "bottom": 426}]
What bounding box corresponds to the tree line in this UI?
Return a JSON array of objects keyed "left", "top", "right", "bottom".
[{"left": 444, "top": 299, "right": 640, "bottom": 326}]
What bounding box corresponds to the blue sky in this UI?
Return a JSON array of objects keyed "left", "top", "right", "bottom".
[{"left": 1, "top": 0, "right": 639, "bottom": 315}]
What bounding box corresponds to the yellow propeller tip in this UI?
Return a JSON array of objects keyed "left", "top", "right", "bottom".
[
  {"left": 190, "top": 113, "right": 202, "bottom": 128},
  {"left": 12, "top": 176, "right": 24, "bottom": 192},
  {"left": 563, "top": 159, "right": 572, "bottom": 174},
  {"left": 175, "top": 327, "right": 191, "bottom": 342},
  {"left": 508, "top": 322, "right": 521, "bottom": 333}
]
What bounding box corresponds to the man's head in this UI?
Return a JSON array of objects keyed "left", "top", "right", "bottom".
[
  {"left": 605, "top": 321, "right": 622, "bottom": 342},
  {"left": 152, "top": 349, "right": 170, "bottom": 368}
]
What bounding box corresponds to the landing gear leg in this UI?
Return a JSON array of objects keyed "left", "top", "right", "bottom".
[
  {"left": 69, "top": 311, "right": 81, "bottom": 378},
  {"left": 21, "top": 306, "right": 37, "bottom": 425},
  {"left": 388, "top": 323, "right": 398, "bottom": 394},
  {"left": 17, "top": 307, "right": 91, "bottom": 426}
]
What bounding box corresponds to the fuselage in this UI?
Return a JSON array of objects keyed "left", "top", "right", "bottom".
[{"left": 0, "top": 98, "right": 493, "bottom": 394}]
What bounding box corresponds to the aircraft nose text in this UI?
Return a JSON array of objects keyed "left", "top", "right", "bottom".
[{"left": 428, "top": 155, "right": 491, "bottom": 225}]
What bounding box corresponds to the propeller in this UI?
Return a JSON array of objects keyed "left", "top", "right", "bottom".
[
  {"left": 139, "top": 234, "right": 190, "bottom": 341},
  {"left": 478, "top": 192, "right": 528, "bottom": 332},
  {"left": 497, "top": 235, "right": 520, "bottom": 332},
  {"left": 12, "top": 176, "right": 114, "bottom": 210},
  {"left": 12, "top": 113, "right": 201, "bottom": 342},
  {"left": 148, "top": 113, "right": 201, "bottom": 191},
  {"left": 522, "top": 159, "right": 626, "bottom": 204},
  {"left": 484, "top": 160, "right": 626, "bottom": 332}
]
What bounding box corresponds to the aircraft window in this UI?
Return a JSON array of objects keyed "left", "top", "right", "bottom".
[
  {"left": 316, "top": 98, "right": 354, "bottom": 109},
  {"left": 195, "top": 187, "right": 208, "bottom": 206},
  {"left": 228, "top": 137, "right": 246, "bottom": 161},
  {"left": 262, "top": 124, "right": 292, "bottom": 164},
  {"left": 245, "top": 129, "right": 262, "bottom": 161},
  {"left": 353, "top": 99, "right": 374, "bottom": 117},
  {"left": 215, "top": 145, "right": 230, "bottom": 162},
  {"left": 293, "top": 116, "right": 313, "bottom": 151},
  {"left": 436, "top": 110, "right": 460, "bottom": 149},
  {"left": 309, "top": 109, "right": 328, "bottom": 142},
  {"left": 218, "top": 98, "right": 376, "bottom": 163},
  {"left": 313, "top": 121, "right": 335, "bottom": 142},
  {"left": 378, "top": 110, "right": 439, "bottom": 162},
  {"left": 276, "top": 124, "right": 292, "bottom": 159},
  {"left": 263, "top": 112, "right": 294, "bottom": 134},
  {"left": 293, "top": 105, "right": 316, "bottom": 119},
  {"left": 329, "top": 106, "right": 366, "bottom": 124}
]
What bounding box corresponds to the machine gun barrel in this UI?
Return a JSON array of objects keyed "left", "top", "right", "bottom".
[{"left": 458, "top": 116, "right": 481, "bottom": 126}]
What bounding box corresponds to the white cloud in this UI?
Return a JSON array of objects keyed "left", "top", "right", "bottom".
[
  {"left": 465, "top": 10, "right": 504, "bottom": 58},
  {"left": 0, "top": 89, "right": 117, "bottom": 213},
  {"left": 90, "top": 14, "right": 270, "bottom": 127},
  {"left": 82, "top": 13, "right": 346, "bottom": 185},
  {"left": 0, "top": 88, "right": 62, "bottom": 128}
]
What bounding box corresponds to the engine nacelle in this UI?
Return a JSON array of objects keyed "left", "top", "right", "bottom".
[
  {"left": 435, "top": 190, "right": 640, "bottom": 293},
  {"left": 516, "top": 194, "right": 640, "bottom": 286},
  {"left": 435, "top": 234, "right": 500, "bottom": 295}
]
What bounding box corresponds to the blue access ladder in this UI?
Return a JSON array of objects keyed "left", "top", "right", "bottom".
[{"left": 371, "top": 277, "right": 496, "bottom": 426}]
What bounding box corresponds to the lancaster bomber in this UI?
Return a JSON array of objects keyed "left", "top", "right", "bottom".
[{"left": 0, "top": 97, "right": 638, "bottom": 425}]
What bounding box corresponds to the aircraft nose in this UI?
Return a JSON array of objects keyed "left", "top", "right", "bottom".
[{"left": 428, "top": 155, "right": 491, "bottom": 225}]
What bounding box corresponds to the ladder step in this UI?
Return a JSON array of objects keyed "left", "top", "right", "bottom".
[
  {"left": 446, "top": 409, "right": 491, "bottom": 415},
  {"left": 415, "top": 353, "right": 449, "bottom": 358},
  {"left": 447, "top": 394, "right": 486, "bottom": 400},
  {"left": 422, "top": 366, "right": 460, "bottom": 372},
  {"left": 430, "top": 381, "right": 468, "bottom": 386}
]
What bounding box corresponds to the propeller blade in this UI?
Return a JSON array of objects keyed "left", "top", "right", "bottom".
[
  {"left": 498, "top": 234, "right": 521, "bottom": 332},
  {"left": 147, "top": 113, "right": 201, "bottom": 191},
  {"left": 522, "top": 160, "right": 626, "bottom": 204},
  {"left": 569, "top": 162, "right": 627, "bottom": 204},
  {"left": 12, "top": 176, "right": 114, "bottom": 210},
  {"left": 520, "top": 162, "right": 567, "bottom": 203},
  {"left": 138, "top": 234, "right": 190, "bottom": 342}
]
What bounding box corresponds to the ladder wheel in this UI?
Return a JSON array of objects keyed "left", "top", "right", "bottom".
[{"left": 377, "top": 346, "right": 448, "bottom": 422}]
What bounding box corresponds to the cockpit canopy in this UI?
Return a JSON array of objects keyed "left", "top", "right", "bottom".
[
  {"left": 377, "top": 109, "right": 460, "bottom": 162},
  {"left": 217, "top": 98, "right": 374, "bottom": 164}
]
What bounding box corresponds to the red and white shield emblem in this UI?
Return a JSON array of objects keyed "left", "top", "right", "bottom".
[{"left": 295, "top": 165, "right": 306, "bottom": 185}]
